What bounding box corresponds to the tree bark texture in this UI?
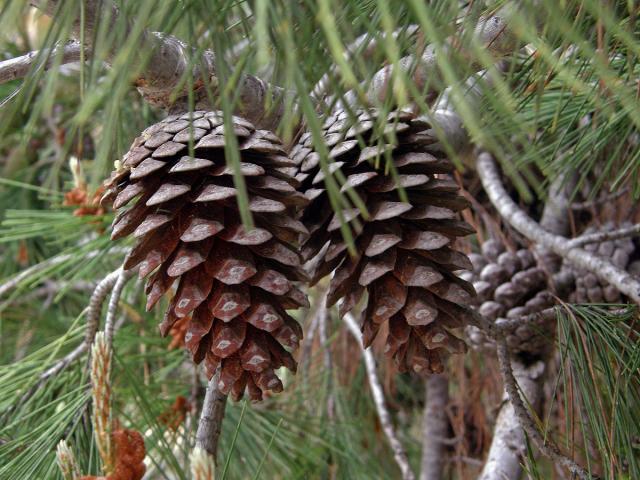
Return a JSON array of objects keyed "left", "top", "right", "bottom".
[{"left": 420, "top": 374, "right": 449, "bottom": 480}]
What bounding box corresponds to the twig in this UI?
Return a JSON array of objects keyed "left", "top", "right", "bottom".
[
  {"left": 317, "top": 293, "right": 335, "bottom": 420},
  {"left": 476, "top": 152, "right": 640, "bottom": 304},
  {"left": 343, "top": 313, "right": 416, "bottom": 480},
  {"left": 568, "top": 222, "right": 640, "bottom": 249},
  {"left": 2, "top": 280, "right": 94, "bottom": 307},
  {"left": 0, "top": 41, "right": 83, "bottom": 85},
  {"left": 420, "top": 374, "right": 449, "bottom": 480},
  {"left": 195, "top": 372, "right": 228, "bottom": 464},
  {"left": 494, "top": 307, "right": 557, "bottom": 332},
  {"left": 495, "top": 338, "right": 591, "bottom": 479},
  {"left": 570, "top": 188, "right": 629, "bottom": 210},
  {"left": 104, "top": 269, "right": 135, "bottom": 346}
]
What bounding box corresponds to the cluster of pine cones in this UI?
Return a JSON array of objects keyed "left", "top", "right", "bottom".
[
  {"left": 464, "top": 224, "right": 640, "bottom": 358},
  {"left": 101, "top": 109, "right": 478, "bottom": 400},
  {"left": 462, "top": 239, "right": 556, "bottom": 356},
  {"left": 101, "top": 109, "right": 639, "bottom": 400}
]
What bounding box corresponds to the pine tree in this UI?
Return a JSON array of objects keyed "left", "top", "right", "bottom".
[{"left": 0, "top": 1, "right": 639, "bottom": 479}]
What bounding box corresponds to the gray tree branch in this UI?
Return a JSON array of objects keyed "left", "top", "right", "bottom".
[
  {"left": 567, "top": 222, "right": 640, "bottom": 249},
  {"left": 29, "top": 0, "right": 286, "bottom": 129},
  {"left": 344, "top": 313, "right": 416, "bottom": 480},
  {"left": 0, "top": 41, "right": 83, "bottom": 85},
  {"left": 420, "top": 374, "right": 449, "bottom": 480},
  {"left": 25, "top": 0, "right": 531, "bottom": 133},
  {"left": 477, "top": 152, "right": 640, "bottom": 304},
  {"left": 479, "top": 359, "right": 546, "bottom": 480},
  {"left": 495, "top": 339, "right": 591, "bottom": 479},
  {"left": 196, "top": 373, "right": 228, "bottom": 464}
]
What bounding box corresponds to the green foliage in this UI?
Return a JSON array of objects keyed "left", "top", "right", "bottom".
[{"left": 555, "top": 304, "right": 640, "bottom": 479}]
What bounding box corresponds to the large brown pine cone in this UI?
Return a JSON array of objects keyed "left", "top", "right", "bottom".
[
  {"left": 293, "top": 108, "right": 476, "bottom": 375},
  {"left": 463, "top": 239, "right": 556, "bottom": 355},
  {"left": 563, "top": 222, "right": 640, "bottom": 303},
  {"left": 102, "top": 111, "right": 310, "bottom": 402}
]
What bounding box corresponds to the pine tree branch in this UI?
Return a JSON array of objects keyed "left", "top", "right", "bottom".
[
  {"left": 479, "top": 171, "right": 573, "bottom": 479},
  {"left": 567, "top": 223, "right": 640, "bottom": 248},
  {"left": 343, "top": 313, "right": 416, "bottom": 480},
  {"left": 419, "top": 374, "right": 449, "bottom": 480},
  {"left": 468, "top": 296, "right": 591, "bottom": 478},
  {"left": 196, "top": 372, "right": 228, "bottom": 464},
  {"left": 104, "top": 269, "right": 135, "bottom": 346},
  {"left": 478, "top": 358, "right": 546, "bottom": 480},
  {"left": 0, "top": 41, "right": 83, "bottom": 85},
  {"left": 476, "top": 152, "right": 640, "bottom": 304},
  {"left": 341, "top": 5, "right": 528, "bottom": 108},
  {"left": 317, "top": 292, "right": 335, "bottom": 421},
  {"left": 27, "top": 0, "right": 531, "bottom": 132},
  {"left": 29, "top": 0, "right": 287, "bottom": 129},
  {"left": 495, "top": 338, "right": 591, "bottom": 479}
]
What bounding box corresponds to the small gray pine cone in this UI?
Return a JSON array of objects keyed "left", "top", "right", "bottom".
[
  {"left": 563, "top": 222, "right": 639, "bottom": 303},
  {"left": 463, "top": 239, "right": 556, "bottom": 356},
  {"left": 294, "top": 108, "right": 476, "bottom": 375},
  {"left": 101, "top": 111, "right": 310, "bottom": 402}
]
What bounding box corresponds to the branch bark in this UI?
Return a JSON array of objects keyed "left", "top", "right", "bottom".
[
  {"left": 478, "top": 360, "right": 546, "bottom": 480},
  {"left": 495, "top": 339, "right": 590, "bottom": 479},
  {"left": 196, "top": 373, "right": 228, "bottom": 464},
  {"left": 341, "top": 5, "right": 527, "bottom": 108},
  {"left": 104, "top": 269, "right": 134, "bottom": 346},
  {"left": 29, "top": 0, "right": 286, "bottom": 129},
  {"left": 476, "top": 152, "right": 640, "bottom": 304},
  {"left": 567, "top": 222, "right": 640, "bottom": 248},
  {"left": 27, "top": 0, "right": 531, "bottom": 132},
  {"left": 420, "top": 374, "right": 449, "bottom": 480},
  {"left": 479, "top": 168, "right": 575, "bottom": 479},
  {"left": 344, "top": 313, "right": 416, "bottom": 480},
  {"left": 0, "top": 41, "right": 83, "bottom": 85}
]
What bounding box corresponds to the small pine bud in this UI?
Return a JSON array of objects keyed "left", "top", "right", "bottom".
[
  {"left": 90, "top": 331, "right": 114, "bottom": 474},
  {"left": 69, "top": 156, "right": 86, "bottom": 191},
  {"left": 190, "top": 447, "right": 216, "bottom": 480},
  {"left": 56, "top": 440, "right": 81, "bottom": 480}
]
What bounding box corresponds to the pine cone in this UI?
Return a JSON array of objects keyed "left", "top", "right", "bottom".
[
  {"left": 463, "top": 239, "right": 556, "bottom": 355},
  {"left": 102, "top": 111, "right": 309, "bottom": 402},
  {"left": 293, "top": 108, "right": 476, "bottom": 375},
  {"left": 563, "top": 222, "right": 639, "bottom": 303}
]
